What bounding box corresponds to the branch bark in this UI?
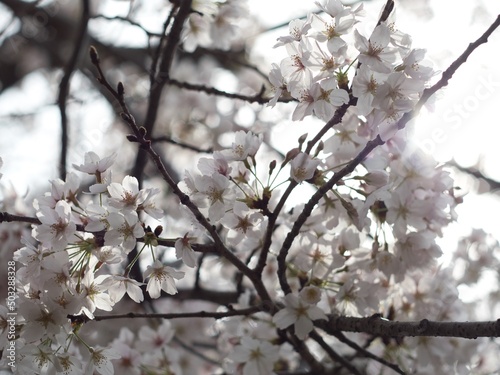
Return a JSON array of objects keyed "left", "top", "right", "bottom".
[{"left": 317, "top": 315, "right": 500, "bottom": 339}]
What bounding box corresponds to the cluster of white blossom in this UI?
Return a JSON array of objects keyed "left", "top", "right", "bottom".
[
  {"left": 182, "top": 0, "right": 250, "bottom": 52},
  {"left": 0, "top": 0, "right": 498, "bottom": 374}
]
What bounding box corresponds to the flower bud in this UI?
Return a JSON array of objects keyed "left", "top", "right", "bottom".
[
  {"left": 363, "top": 170, "right": 389, "bottom": 187},
  {"left": 89, "top": 46, "right": 99, "bottom": 65}
]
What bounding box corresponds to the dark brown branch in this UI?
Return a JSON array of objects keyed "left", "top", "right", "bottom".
[
  {"left": 448, "top": 160, "right": 500, "bottom": 191},
  {"left": 57, "top": 0, "right": 90, "bottom": 179},
  {"left": 70, "top": 306, "right": 261, "bottom": 323},
  {"left": 279, "top": 330, "right": 325, "bottom": 374},
  {"left": 132, "top": 0, "right": 192, "bottom": 185},
  {"left": 317, "top": 315, "right": 500, "bottom": 339},
  {"left": 91, "top": 15, "right": 165, "bottom": 38},
  {"left": 0, "top": 212, "right": 41, "bottom": 226},
  {"left": 150, "top": 135, "right": 213, "bottom": 153},
  {"left": 89, "top": 47, "right": 275, "bottom": 307},
  {"left": 167, "top": 78, "right": 282, "bottom": 104},
  {"left": 310, "top": 330, "right": 363, "bottom": 375},
  {"left": 377, "top": 0, "right": 395, "bottom": 26},
  {"left": 332, "top": 330, "right": 406, "bottom": 375},
  {"left": 149, "top": 3, "right": 178, "bottom": 87}
]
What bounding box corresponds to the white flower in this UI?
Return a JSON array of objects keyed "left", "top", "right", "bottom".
[
  {"left": 107, "top": 175, "right": 145, "bottom": 212},
  {"left": 85, "top": 203, "right": 110, "bottom": 232},
  {"left": 102, "top": 275, "right": 144, "bottom": 304},
  {"left": 274, "top": 18, "right": 311, "bottom": 47},
  {"left": 299, "top": 286, "right": 322, "bottom": 305},
  {"left": 220, "top": 201, "right": 264, "bottom": 246},
  {"left": 73, "top": 151, "right": 116, "bottom": 175},
  {"left": 220, "top": 130, "right": 263, "bottom": 161},
  {"left": 198, "top": 151, "right": 232, "bottom": 177},
  {"left": 86, "top": 346, "right": 121, "bottom": 375},
  {"left": 272, "top": 293, "right": 327, "bottom": 340},
  {"left": 400, "top": 48, "right": 434, "bottom": 81},
  {"left": 311, "top": 80, "right": 349, "bottom": 120},
  {"left": 229, "top": 337, "right": 280, "bottom": 375},
  {"left": 79, "top": 271, "right": 114, "bottom": 318},
  {"left": 290, "top": 152, "right": 320, "bottom": 183},
  {"left": 19, "top": 300, "right": 69, "bottom": 342},
  {"left": 354, "top": 24, "right": 396, "bottom": 73},
  {"left": 13, "top": 239, "right": 46, "bottom": 281},
  {"left": 362, "top": 170, "right": 389, "bottom": 187},
  {"left": 34, "top": 200, "right": 77, "bottom": 251},
  {"left": 144, "top": 260, "right": 185, "bottom": 298},
  {"left": 104, "top": 211, "right": 145, "bottom": 251},
  {"left": 138, "top": 187, "right": 163, "bottom": 219},
  {"left": 34, "top": 173, "right": 81, "bottom": 209},
  {"left": 193, "top": 174, "right": 233, "bottom": 222},
  {"left": 54, "top": 352, "right": 83, "bottom": 375},
  {"left": 18, "top": 344, "right": 57, "bottom": 374},
  {"left": 352, "top": 64, "right": 385, "bottom": 116},
  {"left": 269, "top": 63, "right": 291, "bottom": 108},
  {"left": 138, "top": 320, "right": 175, "bottom": 351},
  {"left": 175, "top": 234, "right": 197, "bottom": 268},
  {"left": 111, "top": 342, "right": 141, "bottom": 375}
]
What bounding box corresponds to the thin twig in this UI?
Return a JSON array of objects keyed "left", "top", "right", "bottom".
[
  {"left": 150, "top": 135, "right": 213, "bottom": 153},
  {"left": 70, "top": 306, "right": 261, "bottom": 323},
  {"left": 310, "top": 330, "right": 363, "bottom": 375},
  {"left": 167, "top": 77, "right": 285, "bottom": 104},
  {"left": 173, "top": 336, "right": 221, "bottom": 366},
  {"left": 91, "top": 14, "right": 165, "bottom": 38},
  {"left": 57, "top": 0, "right": 90, "bottom": 179},
  {"left": 333, "top": 330, "right": 406, "bottom": 375},
  {"left": 447, "top": 160, "right": 500, "bottom": 191}
]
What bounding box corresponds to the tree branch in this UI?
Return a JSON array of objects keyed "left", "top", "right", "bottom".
[
  {"left": 310, "top": 330, "right": 364, "bottom": 375},
  {"left": 317, "top": 315, "right": 500, "bottom": 339},
  {"left": 69, "top": 306, "right": 261, "bottom": 324},
  {"left": 132, "top": 0, "right": 192, "bottom": 185},
  {"left": 57, "top": 0, "right": 90, "bottom": 179},
  {"left": 447, "top": 160, "right": 500, "bottom": 192},
  {"left": 89, "top": 46, "right": 275, "bottom": 306}
]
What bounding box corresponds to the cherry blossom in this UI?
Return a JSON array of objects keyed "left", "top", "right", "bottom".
[
  {"left": 102, "top": 275, "right": 144, "bottom": 304},
  {"left": 175, "top": 234, "right": 198, "bottom": 268},
  {"left": 85, "top": 346, "right": 121, "bottom": 375},
  {"left": 33, "top": 200, "right": 77, "bottom": 251},
  {"left": 228, "top": 337, "right": 280, "bottom": 375},
  {"left": 272, "top": 293, "right": 327, "bottom": 340},
  {"left": 143, "top": 260, "right": 185, "bottom": 298},
  {"left": 290, "top": 152, "right": 321, "bottom": 183},
  {"left": 0, "top": 1, "right": 497, "bottom": 374}
]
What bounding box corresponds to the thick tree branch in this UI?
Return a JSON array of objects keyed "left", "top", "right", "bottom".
[{"left": 317, "top": 315, "right": 500, "bottom": 339}]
